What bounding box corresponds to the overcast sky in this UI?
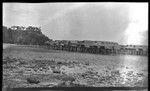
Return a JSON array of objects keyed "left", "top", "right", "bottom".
[{"left": 3, "top": 3, "right": 148, "bottom": 45}]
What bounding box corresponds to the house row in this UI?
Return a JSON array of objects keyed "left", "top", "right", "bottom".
[{"left": 45, "top": 40, "right": 148, "bottom": 56}]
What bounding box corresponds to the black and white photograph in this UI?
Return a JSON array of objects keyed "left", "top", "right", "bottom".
[{"left": 2, "top": 2, "right": 148, "bottom": 90}]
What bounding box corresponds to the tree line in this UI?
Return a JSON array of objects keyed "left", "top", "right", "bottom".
[{"left": 3, "top": 26, "right": 51, "bottom": 45}]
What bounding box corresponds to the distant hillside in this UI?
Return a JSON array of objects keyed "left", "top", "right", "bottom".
[{"left": 3, "top": 26, "right": 51, "bottom": 45}]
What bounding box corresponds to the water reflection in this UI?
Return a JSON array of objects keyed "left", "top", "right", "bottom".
[{"left": 118, "top": 55, "right": 148, "bottom": 86}]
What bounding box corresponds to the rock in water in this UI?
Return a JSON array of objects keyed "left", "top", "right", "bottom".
[
  {"left": 52, "top": 69, "right": 61, "bottom": 74},
  {"left": 62, "top": 76, "right": 76, "bottom": 82},
  {"left": 26, "top": 77, "right": 40, "bottom": 84}
]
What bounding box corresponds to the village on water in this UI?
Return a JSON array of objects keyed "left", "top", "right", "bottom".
[
  {"left": 3, "top": 3, "right": 148, "bottom": 89},
  {"left": 3, "top": 25, "right": 148, "bottom": 88},
  {"left": 4, "top": 26, "right": 149, "bottom": 56},
  {"left": 45, "top": 39, "right": 148, "bottom": 56}
]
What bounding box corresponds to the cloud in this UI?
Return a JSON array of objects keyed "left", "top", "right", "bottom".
[
  {"left": 3, "top": 3, "right": 147, "bottom": 45},
  {"left": 49, "top": 3, "right": 130, "bottom": 42},
  {"left": 43, "top": 3, "right": 86, "bottom": 24},
  {"left": 41, "top": 3, "right": 86, "bottom": 40},
  {"left": 124, "top": 3, "right": 148, "bottom": 45}
]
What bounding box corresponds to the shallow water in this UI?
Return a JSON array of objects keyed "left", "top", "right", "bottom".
[
  {"left": 3, "top": 45, "right": 148, "bottom": 87},
  {"left": 3, "top": 45, "right": 148, "bottom": 74}
]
